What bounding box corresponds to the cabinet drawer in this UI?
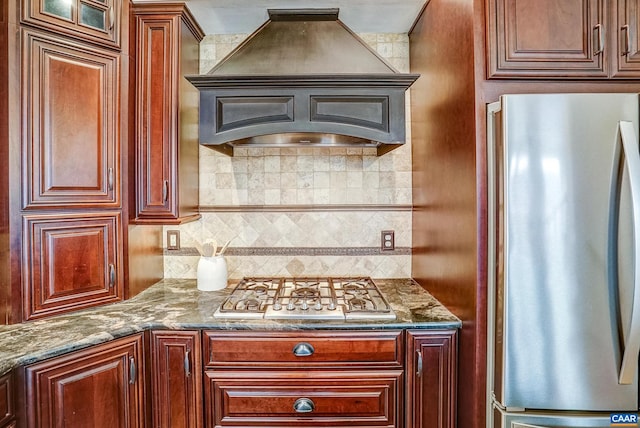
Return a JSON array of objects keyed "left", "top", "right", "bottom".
[
  {"left": 205, "top": 370, "right": 402, "bottom": 427},
  {"left": 204, "top": 330, "right": 403, "bottom": 368}
]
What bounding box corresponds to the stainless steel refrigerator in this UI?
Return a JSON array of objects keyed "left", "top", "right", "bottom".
[{"left": 487, "top": 93, "right": 640, "bottom": 428}]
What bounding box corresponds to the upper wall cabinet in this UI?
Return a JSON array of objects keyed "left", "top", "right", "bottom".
[
  {"left": 131, "top": 3, "right": 203, "bottom": 225},
  {"left": 613, "top": 0, "right": 640, "bottom": 76},
  {"left": 21, "top": 0, "right": 122, "bottom": 49},
  {"left": 487, "top": 0, "right": 606, "bottom": 78},
  {"left": 487, "top": 0, "right": 640, "bottom": 79}
]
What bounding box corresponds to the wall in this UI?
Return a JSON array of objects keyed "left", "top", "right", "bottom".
[{"left": 163, "top": 33, "right": 413, "bottom": 280}]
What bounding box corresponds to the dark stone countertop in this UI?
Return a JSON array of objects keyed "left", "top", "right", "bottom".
[{"left": 0, "top": 278, "right": 460, "bottom": 376}]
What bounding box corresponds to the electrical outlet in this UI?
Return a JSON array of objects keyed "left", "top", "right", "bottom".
[
  {"left": 167, "top": 230, "right": 180, "bottom": 250},
  {"left": 381, "top": 230, "right": 395, "bottom": 251}
]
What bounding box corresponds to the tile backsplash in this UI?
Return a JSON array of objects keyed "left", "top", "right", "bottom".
[{"left": 164, "top": 32, "right": 412, "bottom": 279}]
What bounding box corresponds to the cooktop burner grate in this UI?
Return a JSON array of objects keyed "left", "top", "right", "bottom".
[{"left": 214, "top": 277, "right": 395, "bottom": 320}]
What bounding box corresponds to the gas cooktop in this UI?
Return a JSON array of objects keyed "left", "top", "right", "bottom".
[{"left": 214, "top": 277, "right": 396, "bottom": 321}]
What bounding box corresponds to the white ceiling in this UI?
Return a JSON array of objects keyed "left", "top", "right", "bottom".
[{"left": 181, "top": 0, "right": 427, "bottom": 35}]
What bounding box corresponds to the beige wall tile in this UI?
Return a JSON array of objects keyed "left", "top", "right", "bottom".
[{"left": 165, "top": 32, "right": 414, "bottom": 279}]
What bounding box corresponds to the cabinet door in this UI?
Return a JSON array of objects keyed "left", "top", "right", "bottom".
[
  {"left": 22, "top": 212, "right": 122, "bottom": 320},
  {"left": 150, "top": 330, "right": 203, "bottom": 428},
  {"left": 614, "top": 0, "right": 640, "bottom": 76},
  {"left": 487, "top": 0, "right": 607, "bottom": 78},
  {"left": 23, "top": 334, "right": 144, "bottom": 428},
  {"left": 0, "top": 374, "right": 13, "bottom": 428},
  {"left": 23, "top": 29, "right": 120, "bottom": 209},
  {"left": 133, "top": 6, "right": 201, "bottom": 224},
  {"left": 21, "top": 0, "right": 121, "bottom": 48},
  {"left": 405, "top": 330, "right": 457, "bottom": 428}
]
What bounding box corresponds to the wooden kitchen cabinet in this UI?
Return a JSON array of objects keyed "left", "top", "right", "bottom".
[
  {"left": 487, "top": 0, "right": 607, "bottom": 78},
  {"left": 614, "top": 0, "right": 640, "bottom": 76},
  {"left": 0, "top": 373, "right": 14, "bottom": 428},
  {"left": 150, "top": 330, "right": 203, "bottom": 428},
  {"left": 206, "top": 371, "right": 402, "bottom": 427},
  {"left": 203, "top": 330, "right": 404, "bottom": 427},
  {"left": 22, "top": 212, "right": 123, "bottom": 320},
  {"left": 487, "top": 0, "right": 640, "bottom": 79},
  {"left": 21, "top": 333, "right": 145, "bottom": 428},
  {"left": 21, "top": 0, "right": 122, "bottom": 49},
  {"left": 22, "top": 28, "right": 121, "bottom": 209},
  {"left": 405, "top": 330, "right": 457, "bottom": 428},
  {"left": 131, "top": 3, "right": 203, "bottom": 225}
]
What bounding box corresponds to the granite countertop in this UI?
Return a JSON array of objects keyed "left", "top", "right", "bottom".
[{"left": 0, "top": 278, "right": 460, "bottom": 376}]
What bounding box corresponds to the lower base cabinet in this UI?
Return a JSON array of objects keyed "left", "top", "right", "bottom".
[
  {"left": 20, "top": 334, "right": 145, "bottom": 428},
  {"left": 405, "top": 330, "right": 458, "bottom": 428},
  {"left": 0, "top": 373, "right": 14, "bottom": 428},
  {"left": 150, "top": 330, "right": 203, "bottom": 428},
  {"left": 14, "top": 328, "right": 457, "bottom": 427},
  {"left": 202, "top": 330, "right": 406, "bottom": 428}
]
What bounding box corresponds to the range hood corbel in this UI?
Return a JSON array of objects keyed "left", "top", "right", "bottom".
[{"left": 186, "top": 9, "right": 419, "bottom": 156}]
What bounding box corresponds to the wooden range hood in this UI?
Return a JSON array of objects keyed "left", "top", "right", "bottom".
[{"left": 186, "top": 9, "right": 419, "bottom": 156}]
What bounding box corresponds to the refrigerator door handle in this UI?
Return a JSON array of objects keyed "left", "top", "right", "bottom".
[{"left": 617, "top": 120, "right": 640, "bottom": 385}]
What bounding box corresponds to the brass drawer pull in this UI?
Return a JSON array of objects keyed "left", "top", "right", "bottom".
[
  {"left": 292, "top": 342, "right": 314, "bottom": 357},
  {"left": 293, "top": 397, "right": 315, "bottom": 413}
]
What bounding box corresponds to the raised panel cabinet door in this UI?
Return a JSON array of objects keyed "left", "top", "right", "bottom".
[
  {"left": 0, "top": 373, "right": 14, "bottom": 427},
  {"left": 22, "top": 212, "right": 123, "bottom": 320},
  {"left": 133, "top": 5, "right": 202, "bottom": 224},
  {"left": 21, "top": 0, "right": 121, "bottom": 48},
  {"left": 23, "top": 29, "right": 120, "bottom": 209},
  {"left": 23, "top": 334, "right": 145, "bottom": 428},
  {"left": 150, "top": 330, "right": 203, "bottom": 428},
  {"left": 487, "top": 0, "right": 607, "bottom": 78},
  {"left": 405, "top": 330, "right": 457, "bottom": 428},
  {"left": 614, "top": 0, "right": 640, "bottom": 76},
  {"left": 135, "top": 17, "right": 174, "bottom": 219}
]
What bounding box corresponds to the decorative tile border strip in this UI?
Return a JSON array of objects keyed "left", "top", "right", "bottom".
[
  {"left": 165, "top": 247, "right": 411, "bottom": 256},
  {"left": 198, "top": 204, "right": 412, "bottom": 213}
]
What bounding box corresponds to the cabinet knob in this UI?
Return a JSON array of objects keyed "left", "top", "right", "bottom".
[
  {"left": 292, "top": 342, "right": 314, "bottom": 357},
  {"left": 293, "top": 397, "right": 315, "bottom": 413}
]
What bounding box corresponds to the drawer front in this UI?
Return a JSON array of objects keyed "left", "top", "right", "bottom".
[
  {"left": 205, "top": 370, "right": 402, "bottom": 427},
  {"left": 204, "top": 330, "right": 403, "bottom": 368}
]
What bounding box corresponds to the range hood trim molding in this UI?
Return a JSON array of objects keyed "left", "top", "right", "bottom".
[{"left": 187, "top": 73, "right": 420, "bottom": 89}]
